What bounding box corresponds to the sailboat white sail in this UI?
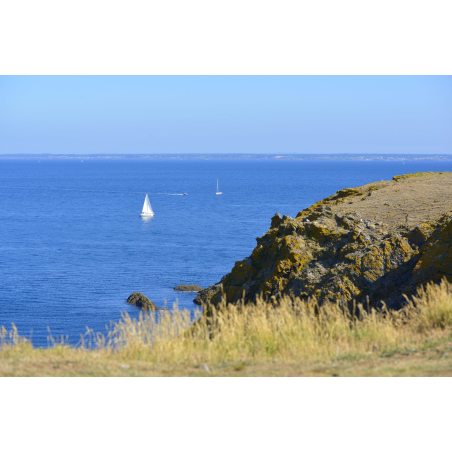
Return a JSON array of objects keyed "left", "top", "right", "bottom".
[
  {"left": 216, "top": 179, "right": 222, "bottom": 195},
  {"left": 140, "top": 194, "right": 154, "bottom": 217}
]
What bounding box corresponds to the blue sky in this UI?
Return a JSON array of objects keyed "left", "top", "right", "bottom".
[{"left": 0, "top": 76, "right": 451, "bottom": 154}]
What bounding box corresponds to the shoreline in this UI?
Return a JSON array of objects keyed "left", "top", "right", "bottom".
[{"left": 1, "top": 153, "right": 452, "bottom": 161}]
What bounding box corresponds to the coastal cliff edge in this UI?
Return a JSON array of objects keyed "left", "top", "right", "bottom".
[{"left": 200, "top": 172, "right": 452, "bottom": 310}]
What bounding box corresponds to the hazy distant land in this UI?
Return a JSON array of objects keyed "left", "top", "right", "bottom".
[{"left": 1, "top": 153, "right": 452, "bottom": 161}]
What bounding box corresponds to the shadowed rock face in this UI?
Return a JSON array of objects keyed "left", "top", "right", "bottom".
[
  {"left": 411, "top": 217, "right": 452, "bottom": 286},
  {"left": 127, "top": 292, "right": 159, "bottom": 310},
  {"left": 193, "top": 283, "right": 222, "bottom": 306},
  {"left": 203, "top": 172, "right": 452, "bottom": 310}
]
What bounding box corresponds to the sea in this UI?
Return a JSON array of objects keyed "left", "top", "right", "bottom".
[{"left": 1, "top": 158, "right": 452, "bottom": 347}]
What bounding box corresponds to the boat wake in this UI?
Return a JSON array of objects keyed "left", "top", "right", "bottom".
[{"left": 153, "top": 193, "right": 186, "bottom": 196}]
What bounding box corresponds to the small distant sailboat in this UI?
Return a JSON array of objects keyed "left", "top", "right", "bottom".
[
  {"left": 140, "top": 194, "right": 154, "bottom": 217},
  {"left": 216, "top": 179, "right": 222, "bottom": 195}
]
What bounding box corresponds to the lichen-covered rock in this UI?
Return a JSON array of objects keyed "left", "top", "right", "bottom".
[
  {"left": 407, "top": 222, "right": 436, "bottom": 247},
  {"left": 410, "top": 215, "right": 452, "bottom": 287},
  {"left": 206, "top": 173, "right": 452, "bottom": 310},
  {"left": 127, "top": 292, "right": 159, "bottom": 310},
  {"left": 212, "top": 210, "right": 417, "bottom": 308},
  {"left": 174, "top": 284, "right": 204, "bottom": 292}
]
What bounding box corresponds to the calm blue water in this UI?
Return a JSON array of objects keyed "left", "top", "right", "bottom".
[{"left": 1, "top": 158, "right": 452, "bottom": 347}]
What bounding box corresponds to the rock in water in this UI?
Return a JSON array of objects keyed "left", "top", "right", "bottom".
[
  {"left": 127, "top": 292, "right": 159, "bottom": 310},
  {"left": 174, "top": 284, "right": 204, "bottom": 292},
  {"left": 193, "top": 283, "right": 222, "bottom": 305}
]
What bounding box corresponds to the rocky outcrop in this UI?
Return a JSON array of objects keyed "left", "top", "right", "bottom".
[
  {"left": 204, "top": 172, "right": 452, "bottom": 310},
  {"left": 174, "top": 284, "right": 204, "bottom": 292},
  {"left": 410, "top": 216, "right": 452, "bottom": 287},
  {"left": 193, "top": 283, "right": 222, "bottom": 306},
  {"left": 127, "top": 292, "right": 159, "bottom": 310}
]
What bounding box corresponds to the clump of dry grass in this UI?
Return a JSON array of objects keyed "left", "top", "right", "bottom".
[
  {"left": 403, "top": 280, "right": 452, "bottom": 331},
  {"left": 0, "top": 324, "right": 33, "bottom": 348},
  {"left": 0, "top": 324, "right": 34, "bottom": 359},
  {"left": 2, "top": 280, "right": 452, "bottom": 368}
]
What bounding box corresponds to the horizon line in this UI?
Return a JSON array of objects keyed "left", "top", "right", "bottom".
[{"left": 1, "top": 152, "right": 452, "bottom": 157}]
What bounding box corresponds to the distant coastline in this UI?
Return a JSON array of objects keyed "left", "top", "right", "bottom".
[{"left": 1, "top": 153, "right": 452, "bottom": 161}]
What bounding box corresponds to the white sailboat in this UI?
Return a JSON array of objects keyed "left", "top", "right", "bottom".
[
  {"left": 140, "top": 194, "right": 154, "bottom": 217},
  {"left": 216, "top": 179, "right": 222, "bottom": 195}
]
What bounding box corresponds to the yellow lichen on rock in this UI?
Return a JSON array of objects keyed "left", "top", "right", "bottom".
[
  {"left": 392, "top": 171, "right": 447, "bottom": 182},
  {"left": 412, "top": 216, "right": 452, "bottom": 286}
]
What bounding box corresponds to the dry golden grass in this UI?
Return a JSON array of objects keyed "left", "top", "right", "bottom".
[
  {"left": 332, "top": 171, "right": 452, "bottom": 228},
  {"left": 1, "top": 280, "right": 452, "bottom": 376}
]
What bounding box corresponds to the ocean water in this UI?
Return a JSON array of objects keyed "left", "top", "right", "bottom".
[{"left": 1, "top": 158, "right": 452, "bottom": 347}]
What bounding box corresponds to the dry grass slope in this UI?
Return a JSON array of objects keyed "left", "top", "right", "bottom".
[{"left": 1, "top": 280, "right": 452, "bottom": 376}]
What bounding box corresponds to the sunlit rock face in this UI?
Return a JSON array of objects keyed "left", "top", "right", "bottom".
[{"left": 127, "top": 292, "right": 159, "bottom": 310}]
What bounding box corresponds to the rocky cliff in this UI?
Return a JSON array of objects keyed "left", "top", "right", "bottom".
[{"left": 203, "top": 172, "right": 452, "bottom": 310}]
